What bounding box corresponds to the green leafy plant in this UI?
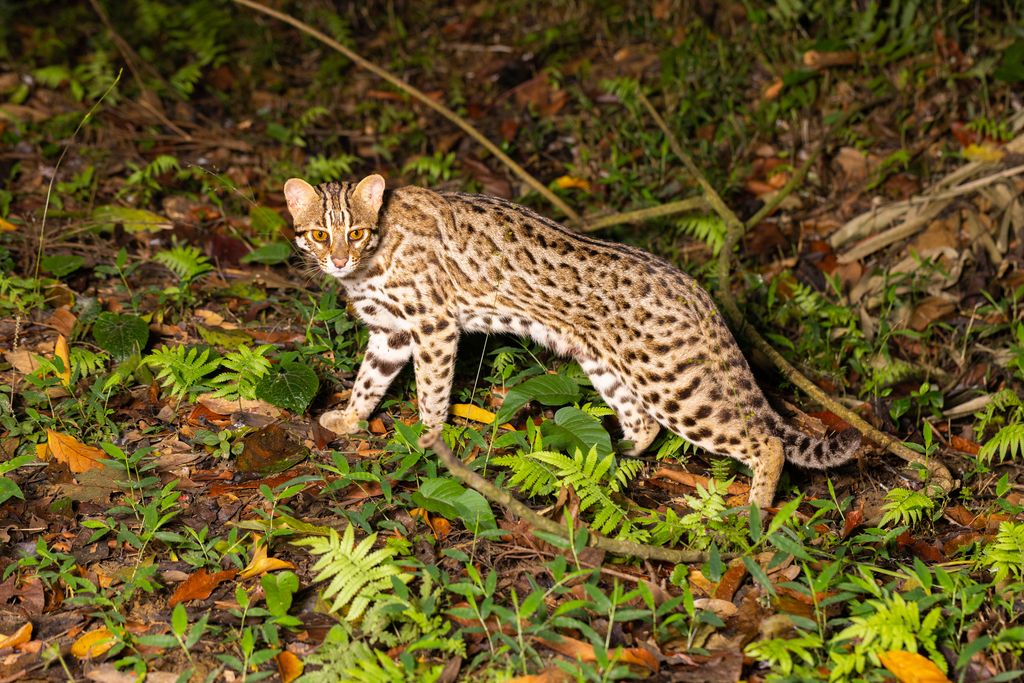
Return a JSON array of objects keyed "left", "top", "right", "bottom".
[
  {"left": 978, "top": 423, "right": 1024, "bottom": 466},
  {"left": 145, "top": 345, "right": 221, "bottom": 401},
  {"left": 879, "top": 488, "right": 935, "bottom": 528},
  {"left": 208, "top": 344, "right": 274, "bottom": 402},
  {"left": 294, "top": 524, "right": 412, "bottom": 621},
  {"left": 152, "top": 244, "right": 214, "bottom": 286},
  {"left": 92, "top": 312, "right": 149, "bottom": 362},
  {"left": 982, "top": 521, "right": 1024, "bottom": 583},
  {"left": 253, "top": 361, "right": 319, "bottom": 413}
]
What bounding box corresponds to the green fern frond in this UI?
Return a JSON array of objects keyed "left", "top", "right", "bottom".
[
  {"left": 656, "top": 433, "right": 695, "bottom": 461},
  {"left": 879, "top": 488, "right": 935, "bottom": 528},
  {"left": 492, "top": 452, "right": 560, "bottom": 497},
  {"left": 294, "top": 524, "right": 411, "bottom": 621},
  {"left": 677, "top": 214, "right": 727, "bottom": 256},
  {"left": 830, "top": 593, "right": 945, "bottom": 679},
  {"left": 527, "top": 446, "right": 640, "bottom": 538},
  {"left": 145, "top": 345, "right": 221, "bottom": 399},
  {"left": 153, "top": 245, "right": 213, "bottom": 284},
  {"left": 208, "top": 344, "right": 274, "bottom": 401},
  {"left": 578, "top": 402, "right": 616, "bottom": 419},
  {"left": 70, "top": 347, "right": 108, "bottom": 379},
  {"left": 978, "top": 423, "right": 1024, "bottom": 465},
  {"left": 991, "top": 388, "right": 1023, "bottom": 412},
  {"left": 983, "top": 521, "right": 1024, "bottom": 583}
]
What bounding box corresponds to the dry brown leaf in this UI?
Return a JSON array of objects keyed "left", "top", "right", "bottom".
[
  {"left": 649, "top": 467, "right": 750, "bottom": 496},
  {"left": 909, "top": 297, "right": 957, "bottom": 332},
  {"left": 462, "top": 158, "right": 512, "bottom": 199},
  {"left": 506, "top": 667, "right": 574, "bottom": 683},
  {"left": 46, "top": 429, "right": 108, "bottom": 473},
  {"left": 54, "top": 334, "right": 72, "bottom": 389},
  {"left": 168, "top": 568, "right": 237, "bottom": 607},
  {"left": 878, "top": 651, "right": 952, "bottom": 683}
]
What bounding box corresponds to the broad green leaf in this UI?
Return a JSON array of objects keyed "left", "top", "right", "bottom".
[
  {"left": 451, "top": 487, "right": 497, "bottom": 533},
  {"left": 495, "top": 375, "right": 580, "bottom": 424},
  {"left": 92, "top": 312, "right": 149, "bottom": 362},
  {"left": 40, "top": 254, "right": 85, "bottom": 277},
  {"left": 254, "top": 362, "right": 318, "bottom": 413},
  {"left": 411, "top": 478, "right": 463, "bottom": 519},
  {"left": 250, "top": 206, "right": 287, "bottom": 234},
  {"left": 92, "top": 205, "right": 171, "bottom": 233},
  {"left": 241, "top": 243, "right": 292, "bottom": 265},
  {"left": 539, "top": 406, "right": 613, "bottom": 458}
]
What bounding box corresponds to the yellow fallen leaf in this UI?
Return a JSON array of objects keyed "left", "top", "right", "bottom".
[
  {"left": 878, "top": 651, "right": 952, "bottom": 683},
  {"left": 54, "top": 334, "right": 72, "bottom": 390},
  {"left": 449, "top": 404, "right": 515, "bottom": 431},
  {"left": 0, "top": 622, "right": 32, "bottom": 649},
  {"left": 763, "top": 79, "right": 784, "bottom": 99},
  {"left": 553, "top": 175, "right": 591, "bottom": 191},
  {"left": 238, "top": 543, "right": 295, "bottom": 579},
  {"left": 0, "top": 216, "right": 17, "bottom": 231},
  {"left": 72, "top": 628, "right": 116, "bottom": 658},
  {"left": 962, "top": 143, "right": 1004, "bottom": 163},
  {"left": 277, "top": 650, "right": 304, "bottom": 683},
  {"left": 46, "top": 429, "right": 108, "bottom": 473}
]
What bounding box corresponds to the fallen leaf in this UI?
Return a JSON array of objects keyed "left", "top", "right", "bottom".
[
  {"left": 277, "top": 651, "right": 304, "bottom": 683},
  {"left": 553, "top": 176, "right": 591, "bottom": 191},
  {"left": 0, "top": 216, "right": 18, "bottom": 231},
  {"left": 168, "top": 568, "right": 237, "bottom": 607},
  {"left": 462, "top": 158, "right": 512, "bottom": 199},
  {"left": 649, "top": 467, "right": 750, "bottom": 496},
  {"left": 46, "top": 429, "right": 108, "bottom": 473},
  {"left": 949, "top": 435, "right": 980, "bottom": 455},
  {"left": 237, "top": 424, "right": 307, "bottom": 474},
  {"left": 537, "top": 634, "right": 658, "bottom": 672},
  {"left": 963, "top": 143, "right": 1004, "bottom": 163},
  {"left": 54, "top": 334, "right": 72, "bottom": 390},
  {"left": 449, "top": 403, "right": 515, "bottom": 430},
  {"left": 909, "top": 297, "right": 957, "bottom": 332},
  {"left": 803, "top": 50, "right": 858, "bottom": 70},
  {"left": 506, "top": 667, "right": 574, "bottom": 683},
  {"left": 238, "top": 554, "right": 296, "bottom": 579},
  {"left": 878, "top": 651, "right": 952, "bottom": 683},
  {"left": 763, "top": 79, "right": 784, "bottom": 99},
  {"left": 72, "top": 628, "right": 116, "bottom": 658},
  {"left": 0, "top": 622, "right": 32, "bottom": 649}
]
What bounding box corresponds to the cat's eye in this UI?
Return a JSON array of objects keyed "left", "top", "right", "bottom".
[
  {"left": 310, "top": 230, "right": 329, "bottom": 243},
  {"left": 348, "top": 229, "right": 365, "bottom": 241}
]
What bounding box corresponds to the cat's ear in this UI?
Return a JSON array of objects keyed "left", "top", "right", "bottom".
[
  {"left": 283, "top": 178, "right": 317, "bottom": 216},
  {"left": 355, "top": 174, "right": 385, "bottom": 214}
]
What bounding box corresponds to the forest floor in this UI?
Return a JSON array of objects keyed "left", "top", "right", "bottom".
[{"left": 2, "top": 1, "right": 1024, "bottom": 682}]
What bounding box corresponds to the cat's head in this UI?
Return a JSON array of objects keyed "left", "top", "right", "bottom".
[{"left": 284, "top": 174, "right": 386, "bottom": 279}]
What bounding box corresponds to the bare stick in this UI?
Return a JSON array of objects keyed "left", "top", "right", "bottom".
[
  {"left": 579, "top": 197, "right": 707, "bottom": 232},
  {"left": 231, "top": 0, "right": 582, "bottom": 226},
  {"left": 636, "top": 89, "right": 955, "bottom": 497},
  {"left": 419, "top": 431, "right": 720, "bottom": 564}
]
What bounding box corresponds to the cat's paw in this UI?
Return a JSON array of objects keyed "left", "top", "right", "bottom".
[{"left": 319, "top": 410, "right": 363, "bottom": 435}]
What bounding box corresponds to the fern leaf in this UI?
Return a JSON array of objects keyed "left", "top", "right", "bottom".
[
  {"left": 153, "top": 245, "right": 213, "bottom": 284},
  {"left": 983, "top": 521, "right": 1024, "bottom": 582},
  {"left": 879, "top": 488, "right": 934, "bottom": 528},
  {"left": 979, "top": 423, "right": 1024, "bottom": 465},
  {"left": 295, "top": 524, "right": 411, "bottom": 621}
]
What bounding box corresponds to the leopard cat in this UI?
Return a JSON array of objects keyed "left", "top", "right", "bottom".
[{"left": 284, "top": 174, "right": 861, "bottom": 512}]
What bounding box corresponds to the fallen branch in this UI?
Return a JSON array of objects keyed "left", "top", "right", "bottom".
[
  {"left": 231, "top": 0, "right": 582, "bottom": 226},
  {"left": 637, "top": 89, "right": 955, "bottom": 498},
  {"left": 418, "top": 431, "right": 719, "bottom": 565},
  {"left": 579, "top": 197, "right": 707, "bottom": 232}
]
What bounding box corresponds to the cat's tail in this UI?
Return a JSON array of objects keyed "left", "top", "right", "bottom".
[{"left": 779, "top": 423, "right": 861, "bottom": 470}]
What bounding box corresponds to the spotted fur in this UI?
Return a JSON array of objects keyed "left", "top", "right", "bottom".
[{"left": 284, "top": 174, "right": 861, "bottom": 512}]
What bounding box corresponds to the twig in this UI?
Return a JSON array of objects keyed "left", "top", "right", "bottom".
[
  {"left": 579, "top": 196, "right": 707, "bottom": 232},
  {"left": 230, "top": 0, "right": 582, "bottom": 226},
  {"left": 419, "top": 431, "right": 719, "bottom": 564},
  {"left": 636, "top": 88, "right": 955, "bottom": 498}
]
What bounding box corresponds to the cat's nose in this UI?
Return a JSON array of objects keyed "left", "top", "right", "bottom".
[{"left": 332, "top": 256, "right": 348, "bottom": 268}]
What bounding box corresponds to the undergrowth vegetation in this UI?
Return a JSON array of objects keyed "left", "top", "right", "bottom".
[{"left": 2, "top": 0, "right": 1024, "bottom": 681}]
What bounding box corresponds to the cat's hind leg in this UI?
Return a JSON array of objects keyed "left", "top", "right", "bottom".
[{"left": 580, "top": 359, "right": 661, "bottom": 456}]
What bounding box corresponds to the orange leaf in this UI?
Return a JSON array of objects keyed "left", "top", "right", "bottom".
[
  {"left": 506, "top": 667, "right": 574, "bottom": 683},
  {"left": 72, "top": 628, "right": 116, "bottom": 658},
  {"left": 46, "top": 429, "right": 108, "bottom": 473},
  {"left": 277, "top": 651, "right": 304, "bottom": 683},
  {"left": 168, "top": 568, "right": 237, "bottom": 607},
  {"left": 949, "top": 435, "right": 980, "bottom": 455},
  {"left": 537, "top": 635, "right": 658, "bottom": 672},
  {"left": 0, "top": 623, "right": 32, "bottom": 649},
  {"left": 878, "top": 651, "right": 952, "bottom": 683},
  {"left": 554, "top": 176, "right": 591, "bottom": 191},
  {"left": 54, "top": 334, "right": 72, "bottom": 390}
]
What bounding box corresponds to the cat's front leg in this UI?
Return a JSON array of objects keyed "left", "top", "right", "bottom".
[
  {"left": 410, "top": 318, "right": 459, "bottom": 436},
  {"left": 320, "top": 328, "right": 413, "bottom": 435}
]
